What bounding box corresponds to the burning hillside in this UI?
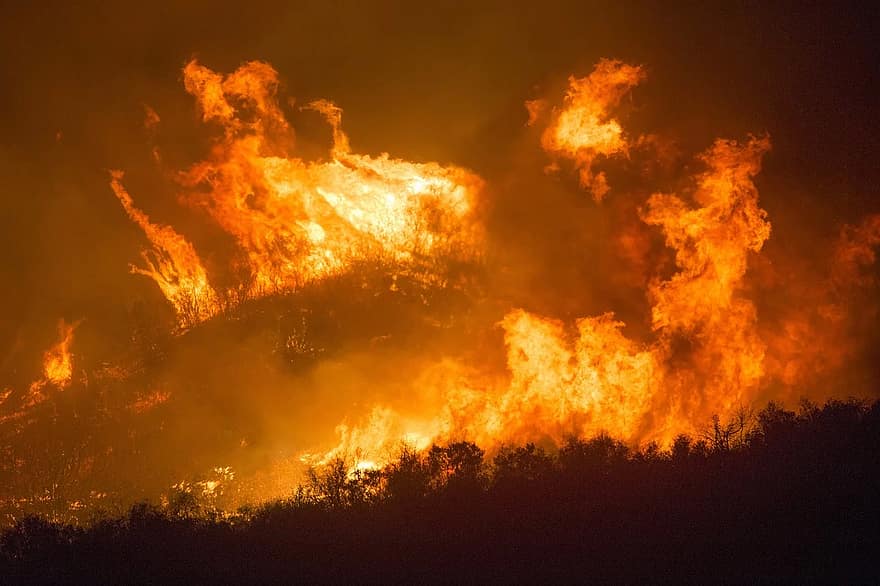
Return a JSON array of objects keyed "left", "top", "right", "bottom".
[
  {"left": 1, "top": 18, "right": 879, "bottom": 522},
  {"left": 111, "top": 60, "right": 484, "bottom": 328}
]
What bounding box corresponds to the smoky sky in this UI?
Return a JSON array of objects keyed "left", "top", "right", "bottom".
[{"left": 1, "top": 0, "right": 878, "bottom": 379}]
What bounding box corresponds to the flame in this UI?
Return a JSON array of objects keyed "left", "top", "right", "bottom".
[
  {"left": 312, "top": 133, "right": 774, "bottom": 463},
  {"left": 41, "top": 319, "right": 78, "bottom": 388},
  {"left": 9, "top": 319, "right": 82, "bottom": 416},
  {"left": 110, "top": 172, "right": 218, "bottom": 327},
  {"left": 89, "top": 57, "right": 878, "bottom": 505},
  {"left": 303, "top": 405, "right": 442, "bottom": 470},
  {"left": 533, "top": 59, "right": 645, "bottom": 200},
  {"left": 114, "top": 60, "right": 483, "bottom": 326},
  {"left": 643, "top": 136, "right": 771, "bottom": 431}
]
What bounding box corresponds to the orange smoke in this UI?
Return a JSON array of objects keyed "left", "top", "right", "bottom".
[
  {"left": 765, "top": 213, "right": 880, "bottom": 388},
  {"left": 114, "top": 60, "right": 483, "bottom": 327},
  {"left": 531, "top": 59, "right": 645, "bottom": 201},
  {"left": 832, "top": 213, "right": 880, "bottom": 290}
]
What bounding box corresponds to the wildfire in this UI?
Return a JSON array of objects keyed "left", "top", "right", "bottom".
[
  {"left": 309, "top": 64, "right": 777, "bottom": 466},
  {"left": 529, "top": 59, "right": 645, "bottom": 201},
  {"left": 110, "top": 173, "right": 218, "bottom": 328},
  {"left": 304, "top": 406, "right": 441, "bottom": 469},
  {"left": 8, "top": 54, "right": 876, "bottom": 519},
  {"left": 40, "top": 319, "right": 79, "bottom": 389},
  {"left": 113, "top": 60, "right": 483, "bottom": 328},
  {"left": 6, "top": 319, "right": 82, "bottom": 417}
]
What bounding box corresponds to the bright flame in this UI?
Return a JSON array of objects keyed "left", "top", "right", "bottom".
[
  {"left": 114, "top": 60, "right": 483, "bottom": 327},
  {"left": 307, "top": 406, "right": 441, "bottom": 470},
  {"left": 98, "top": 57, "right": 878, "bottom": 504},
  {"left": 110, "top": 172, "right": 218, "bottom": 328},
  {"left": 313, "top": 133, "right": 774, "bottom": 463},
  {"left": 42, "top": 319, "right": 78, "bottom": 388},
  {"left": 533, "top": 59, "right": 645, "bottom": 200},
  {"left": 11, "top": 319, "right": 82, "bottom": 416}
]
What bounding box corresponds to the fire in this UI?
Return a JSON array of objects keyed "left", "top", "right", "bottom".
[
  {"left": 7, "top": 319, "right": 82, "bottom": 417},
  {"left": 7, "top": 55, "right": 873, "bottom": 518},
  {"left": 531, "top": 59, "right": 645, "bottom": 201},
  {"left": 113, "top": 60, "right": 483, "bottom": 327},
  {"left": 41, "top": 319, "right": 78, "bottom": 388},
  {"left": 643, "top": 136, "right": 771, "bottom": 422},
  {"left": 310, "top": 73, "right": 776, "bottom": 464},
  {"left": 305, "top": 406, "right": 440, "bottom": 469},
  {"left": 110, "top": 173, "right": 218, "bottom": 328}
]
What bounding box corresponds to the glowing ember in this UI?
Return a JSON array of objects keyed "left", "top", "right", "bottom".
[{"left": 128, "top": 389, "right": 172, "bottom": 414}]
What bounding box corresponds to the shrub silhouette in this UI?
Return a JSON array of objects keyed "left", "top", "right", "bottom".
[
  {"left": 2, "top": 398, "right": 878, "bottom": 584},
  {"left": 492, "top": 442, "right": 554, "bottom": 486}
]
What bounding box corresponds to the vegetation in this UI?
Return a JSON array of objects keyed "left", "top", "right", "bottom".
[{"left": 2, "top": 398, "right": 878, "bottom": 583}]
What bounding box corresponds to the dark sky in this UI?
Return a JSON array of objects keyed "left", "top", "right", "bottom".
[{"left": 1, "top": 0, "right": 878, "bottom": 379}]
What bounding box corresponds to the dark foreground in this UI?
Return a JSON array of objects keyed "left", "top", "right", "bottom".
[{"left": 2, "top": 399, "right": 879, "bottom": 583}]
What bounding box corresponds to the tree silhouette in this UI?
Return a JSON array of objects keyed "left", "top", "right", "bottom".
[
  {"left": 492, "top": 442, "right": 554, "bottom": 486},
  {"left": 2, "top": 398, "right": 878, "bottom": 584}
]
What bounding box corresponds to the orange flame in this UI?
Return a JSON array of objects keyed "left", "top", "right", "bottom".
[
  {"left": 106, "top": 58, "right": 878, "bottom": 493},
  {"left": 13, "top": 319, "right": 81, "bottom": 415},
  {"left": 533, "top": 59, "right": 645, "bottom": 200},
  {"left": 110, "top": 172, "right": 218, "bottom": 328},
  {"left": 42, "top": 319, "right": 78, "bottom": 388},
  {"left": 831, "top": 213, "right": 880, "bottom": 290},
  {"left": 312, "top": 133, "right": 774, "bottom": 465},
  {"left": 114, "top": 60, "right": 483, "bottom": 326}
]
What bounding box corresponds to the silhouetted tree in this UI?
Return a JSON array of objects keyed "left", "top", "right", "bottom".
[
  {"left": 382, "top": 444, "right": 430, "bottom": 505},
  {"left": 492, "top": 442, "right": 555, "bottom": 487},
  {"left": 426, "top": 441, "right": 484, "bottom": 493},
  {"left": 559, "top": 432, "right": 628, "bottom": 477},
  {"left": 3, "top": 398, "right": 878, "bottom": 584}
]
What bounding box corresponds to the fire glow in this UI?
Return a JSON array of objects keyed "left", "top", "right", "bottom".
[
  {"left": 112, "top": 60, "right": 484, "bottom": 329},
  {"left": 107, "top": 59, "right": 874, "bottom": 469},
  {"left": 2, "top": 54, "right": 878, "bottom": 515}
]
